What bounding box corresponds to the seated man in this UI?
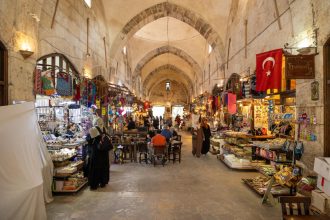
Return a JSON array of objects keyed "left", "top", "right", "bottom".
[
  {"left": 148, "top": 129, "right": 167, "bottom": 155},
  {"left": 160, "top": 125, "right": 173, "bottom": 142}
]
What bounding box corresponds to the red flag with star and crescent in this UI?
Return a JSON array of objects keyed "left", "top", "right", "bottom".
[{"left": 256, "top": 49, "right": 283, "bottom": 91}]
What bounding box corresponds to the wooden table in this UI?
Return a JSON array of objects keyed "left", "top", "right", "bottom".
[{"left": 283, "top": 215, "right": 329, "bottom": 220}]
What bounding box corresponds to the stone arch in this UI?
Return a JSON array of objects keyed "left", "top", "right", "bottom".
[
  {"left": 133, "top": 45, "right": 202, "bottom": 78},
  {"left": 37, "top": 53, "right": 80, "bottom": 77},
  {"left": 148, "top": 79, "right": 190, "bottom": 105},
  {"left": 110, "top": 2, "right": 225, "bottom": 61},
  {"left": 143, "top": 64, "right": 194, "bottom": 95}
]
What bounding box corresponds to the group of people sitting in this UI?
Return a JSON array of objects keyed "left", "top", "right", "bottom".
[{"left": 147, "top": 125, "right": 178, "bottom": 158}]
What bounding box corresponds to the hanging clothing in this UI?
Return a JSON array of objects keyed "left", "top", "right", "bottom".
[
  {"left": 34, "top": 68, "right": 43, "bottom": 95},
  {"left": 201, "top": 125, "right": 211, "bottom": 154},
  {"left": 192, "top": 127, "right": 204, "bottom": 157},
  {"left": 41, "top": 70, "right": 55, "bottom": 95},
  {"left": 56, "top": 72, "right": 72, "bottom": 96}
]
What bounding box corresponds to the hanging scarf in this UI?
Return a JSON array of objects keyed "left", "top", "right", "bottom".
[
  {"left": 73, "top": 78, "right": 81, "bottom": 101},
  {"left": 56, "top": 72, "right": 72, "bottom": 96},
  {"left": 41, "top": 70, "right": 55, "bottom": 95},
  {"left": 34, "top": 68, "right": 43, "bottom": 95}
]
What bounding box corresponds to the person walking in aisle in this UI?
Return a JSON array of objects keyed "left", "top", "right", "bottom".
[
  {"left": 201, "top": 118, "right": 211, "bottom": 155},
  {"left": 192, "top": 122, "right": 203, "bottom": 158},
  {"left": 87, "top": 117, "right": 112, "bottom": 190}
]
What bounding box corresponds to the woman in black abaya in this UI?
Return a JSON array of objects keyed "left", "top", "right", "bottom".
[
  {"left": 87, "top": 118, "right": 110, "bottom": 190},
  {"left": 201, "top": 118, "right": 211, "bottom": 155}
]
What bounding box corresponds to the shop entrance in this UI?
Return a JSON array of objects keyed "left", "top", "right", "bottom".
[
  {"left": 0, "top": 41, "right": 8, "bottom": 106},
  {"left": 172, "top": 105, "right": 184, "bottom": 119},
  {"left": 152, "top": 106, "right": 165, "bottom": 118},
  {"left": 324, "top": 38, "right": 330, "bottom": 156}
]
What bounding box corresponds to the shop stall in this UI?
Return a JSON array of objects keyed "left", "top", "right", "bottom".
[
  {"left": 33, "top": 54, "right": 94, "bottom": 193},
  {"left": 209, "top": 48, "right": 314, "bottom": 198}
]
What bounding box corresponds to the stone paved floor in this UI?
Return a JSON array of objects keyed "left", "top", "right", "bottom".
[{"left": 47, "top": 132, "right": 282, "bottom": 220}]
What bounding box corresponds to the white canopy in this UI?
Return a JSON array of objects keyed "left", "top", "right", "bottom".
[{"left": 0, "top": 102, "right": 53, "bottom": 220}]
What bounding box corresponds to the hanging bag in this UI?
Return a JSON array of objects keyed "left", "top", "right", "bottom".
[{"left": 95, "top": 126, "right": 113, "bottom": 151}]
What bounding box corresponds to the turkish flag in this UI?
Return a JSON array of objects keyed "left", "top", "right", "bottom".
[{"left": 256, "top": 49, "right": 283, "bottom": 91}]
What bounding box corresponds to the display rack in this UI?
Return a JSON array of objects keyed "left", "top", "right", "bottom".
[
  {"left": 52, "top": 180, "right": 88, "bottom": 193},
  {"left": 218, "top": 132, "right": 261, "bottom": 170},
  {"left": 50, "top": 141, "right": 87, "bottom": 193},
  {"left": 242, "top": 177, "right": 292, "bottom": 197}
]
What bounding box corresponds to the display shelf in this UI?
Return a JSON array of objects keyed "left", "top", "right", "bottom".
[
  {"left": 254, "top": 152, "right": 292, "bottom": 164},
  {"left": 51, "top": 153, "right": 78, "bottom": 162},
  {"left": 52, "top": 180, "right": 88, "bottom": 193},
  {"left": 222, "top": 144, "right": 251, "bottom": 159},
  {"left": 218, "top": 155, "right": 255, "bottom": 171},
  {"left": 253, "top": 165, "right": 276, "bottom": 177},
  {"left": 244, "top": 135, "right": 276, "bottom": 139},
  {"left": 242, "top": 178, "right": 293, "bottom": 197},
  {"left": 54, "top": 161, "right": 84, "bottom": 177},
  {"left": 277, "top": 133, "right": 294, "bottom": 140}
]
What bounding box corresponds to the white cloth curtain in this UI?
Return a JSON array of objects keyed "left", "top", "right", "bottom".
[{"left": 0, "top": 102, "right": 50, "bottom": 220}]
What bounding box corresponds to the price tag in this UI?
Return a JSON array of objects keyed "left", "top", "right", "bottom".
[{"left": 101, "top": 107, "right": 106, "bottom": 116}]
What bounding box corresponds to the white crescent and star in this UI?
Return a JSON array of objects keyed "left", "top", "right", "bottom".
[{"left": 262, "top": 57, "right": 275, "bottom": 77}]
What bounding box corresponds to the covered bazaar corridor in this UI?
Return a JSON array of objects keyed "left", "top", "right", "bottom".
[
  {"left": 46, "top": 132, "right": 281, "bottom": 220},
  {"left": 1, "top": 0, "right": 330, "bottom": 219}
]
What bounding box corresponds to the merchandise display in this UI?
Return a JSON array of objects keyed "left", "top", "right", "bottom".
[
  {"left": 242, "top": 176, "right": 292, "bottom": 196},
  {"left": 35, "top": 95, "right": 91, "bottom": 194},
  {"left": 218, "top": 131, "right": 255, "bottom": 169},
  {"left": 53, "top": 172, "right": 87, "bottom": 192}
]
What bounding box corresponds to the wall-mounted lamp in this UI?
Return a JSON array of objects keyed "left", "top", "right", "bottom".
[
  {"left": 19, "top": 41, "right": 34, "bottom": 59},
  {"left": 19, "top": 49, "right": 34, "bottom": 59},
  {"left": 15, "top": 32, "right": 35, "bottom": 59}
]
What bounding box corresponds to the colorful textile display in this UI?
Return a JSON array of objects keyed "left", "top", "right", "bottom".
[
  {"left": 228, "top": 93, "right": 237, "bottom": 114},
  {"left": 34, "top": 68, "right": 43, "bottom": 95},
  {"left": 73, "top": 79, "right": 81, "bottom": 101},
  {"left": 88, "top": 82, "right": 96, "bottom": 107},
  {"left": 41, "top": 70, "right": 55, "bottom": 96},
  {"left": 56, "top": 72, "right": 72, "bottom": 96}
]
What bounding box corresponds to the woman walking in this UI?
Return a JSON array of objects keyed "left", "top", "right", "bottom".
[{"left": 201, "top": 118, "right": 211, "bottom": 155}]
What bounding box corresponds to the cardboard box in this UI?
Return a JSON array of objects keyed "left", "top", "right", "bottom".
[
  {"left": 318, "top": 175, "right": 330, "bottom": 197},
  {"left": 314, "top": 157, "right": 330, "bottom": 180},
  {"left": 312, "top": 189, "right": 330, "bottom": 213}
]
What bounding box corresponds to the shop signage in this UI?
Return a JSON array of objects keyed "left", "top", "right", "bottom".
[
  {"left": 96, "top": 99, "right": 101, "bottom": 109},
  {"left": 101, "top": 107, "right": 106, "bottom": 116},
  {"left": 285, "top": 55, "right": 315, "bottom": 79}
]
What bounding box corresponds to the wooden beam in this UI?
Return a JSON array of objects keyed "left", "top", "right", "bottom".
[
  {"left": 244, "top": 19, "right": 248, "bottom": 59},
  {"left": 103, "top": 37, "right": 107, "bottom": 68},
  {"left": 227, "top": 38, "right": 231, "bottom": 69},
  {"left": 51, "top": 0, "right": 59, "bottom": 29},
  {"left": 87, "top": 18, "right": 90, "bottom": 56},
  {"left": 273, "top": 0, "right": 282, "bottom": 30}
]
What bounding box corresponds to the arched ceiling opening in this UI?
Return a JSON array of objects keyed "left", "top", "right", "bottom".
[
  {"left": 133, "top": 45, "right": 202, "bottom": 79},
  {"left": 149, "top": 79, "right": 190, "bottom": 106},
  {"left": 143, "top": 64, "right": 194, "bottom": 97},
  {"left": 101, "top": 1, "right": 231, "bottom": 101},
  {"left": 140, "top": 53, "right": 195, "bottom": 83},
  {"left": 108, "top": 2, "right": 227, "bottom": 61}
]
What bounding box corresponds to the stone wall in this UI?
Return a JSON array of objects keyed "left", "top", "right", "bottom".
[
  {"left": 201, "top": 0, "right": 330, "bottom": 169},
  {"left": 0, "top": 0, "right": 110, "bottom": 103}
]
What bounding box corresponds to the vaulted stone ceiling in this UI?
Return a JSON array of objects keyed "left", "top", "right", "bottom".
[{"left": 101, "top": 0, "right": 232, "bottom": 104}]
